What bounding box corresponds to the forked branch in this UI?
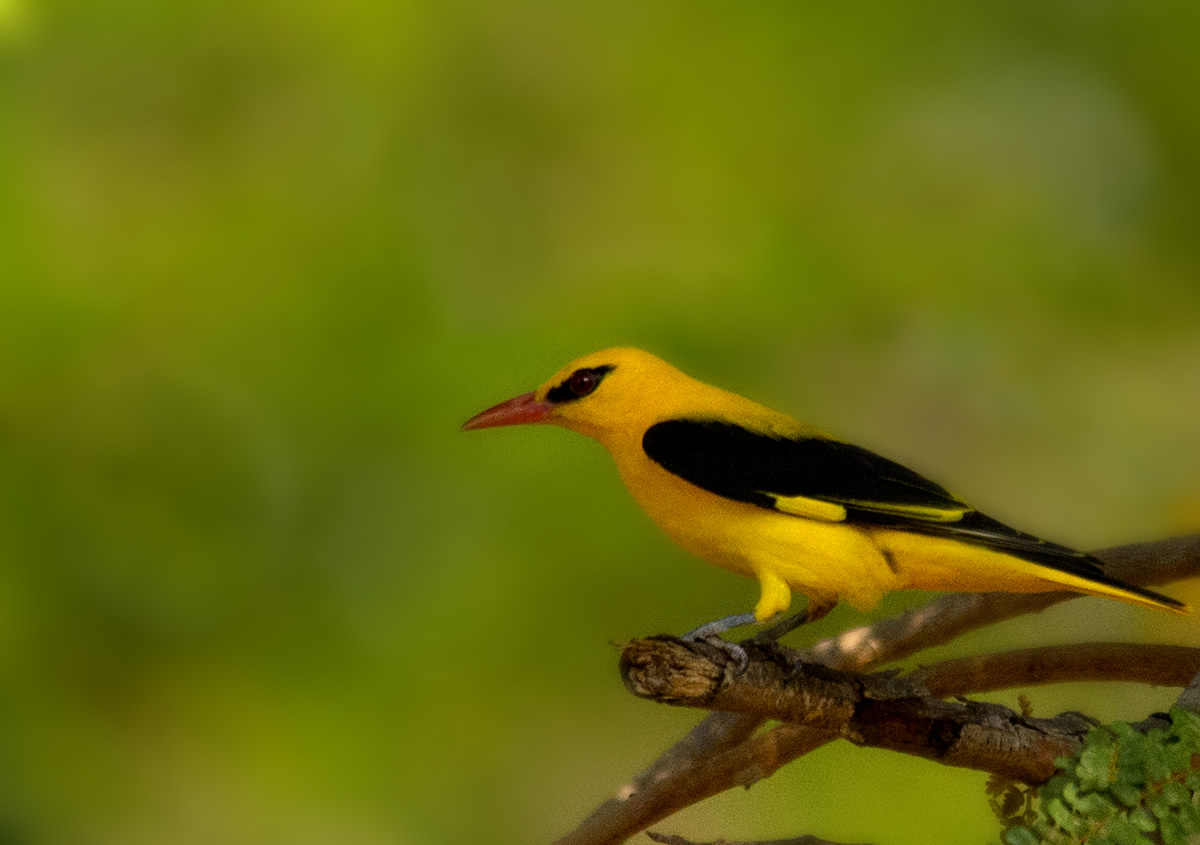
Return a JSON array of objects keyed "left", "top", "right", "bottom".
[{"left": 620, "top": 638, "right": 1200, "bottom": 783}]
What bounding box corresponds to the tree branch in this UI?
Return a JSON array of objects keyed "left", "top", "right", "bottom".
[
  {"left": 647, "top": 832, "right": 871, "bottom": 845},
  {"left": 555, "top": 535, "right": 1200, "bottom": 845},
  {"left": 1177, "top": 667, "right": 1200, "bottom": 716},
  {"left": 619, "top": 638, "right": 1200, "bottom": 783},
  {"left": 911, "top": 642, "right": 1200, "bottom": 697}
]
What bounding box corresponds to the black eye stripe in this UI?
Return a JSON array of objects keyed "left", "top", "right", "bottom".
[{"left": 546, "top": 365, "right": 614, "bottom": 404}]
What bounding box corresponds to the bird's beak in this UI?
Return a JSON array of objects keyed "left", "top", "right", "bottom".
[{"left": 461, "top": 391, "right": 553, "bottom": 430}]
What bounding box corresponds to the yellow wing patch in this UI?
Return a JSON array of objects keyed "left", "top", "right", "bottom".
[
  {"left": 838, "top": 499, "right": 970, "bottom": 523},
  {"left": 768, "top": 493, "right": 969, "bottom": 524},
  {"left": 769, "top": 495, "right": 848, "bottom": 522}
]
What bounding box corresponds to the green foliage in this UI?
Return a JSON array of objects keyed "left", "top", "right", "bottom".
[{"left": 999, "top": 709, "right": 1200, "bottom": 845}]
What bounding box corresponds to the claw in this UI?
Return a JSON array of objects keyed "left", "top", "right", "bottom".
[
  {"left": 680, "top": 613, "right": 757, "bottom": 672},
  {"left": 697, "top": 635, "right": 749, "bottom": 672}
]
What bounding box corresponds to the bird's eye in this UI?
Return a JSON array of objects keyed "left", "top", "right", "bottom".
[
  {"left": 546, "top": 364, "right": 614, "bottom": 404},
  {"left": 568, "top": 369, "right": 600, "bottom": 397}
]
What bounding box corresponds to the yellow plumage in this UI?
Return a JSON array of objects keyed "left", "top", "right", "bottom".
[{"left": 463, "top": 347, "right": 1188, "bottom": 625}]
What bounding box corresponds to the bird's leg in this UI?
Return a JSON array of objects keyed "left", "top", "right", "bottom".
[
  {"left": 753, "top": 600, "right": 834, "bottom": 643},
  {"left": 680, "top": 612, "right": 759, "bottom": 642},
  {"left": 679, "top": 572, "right": 806, "bottom": 670}
]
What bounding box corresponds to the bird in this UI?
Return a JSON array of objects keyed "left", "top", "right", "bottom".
[{"left": 462, "top": 347, "right": 1188, "bottom": 640}]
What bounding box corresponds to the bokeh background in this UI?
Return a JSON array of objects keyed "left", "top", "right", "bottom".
[{"left": 2, "top": 2, "right": 1199, "bottom": 843}]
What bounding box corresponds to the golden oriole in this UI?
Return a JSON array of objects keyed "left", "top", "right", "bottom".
[{"left": 463, "top": 348, "right": 1187, "bottom": 631}]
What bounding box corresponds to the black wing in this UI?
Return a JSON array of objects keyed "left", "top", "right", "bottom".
[
  {"left": 642, "top": 418, "right": 1120, "bottom": 580},
  {"left": 642, "top": 418, "right": 968, "bottom": 519}
]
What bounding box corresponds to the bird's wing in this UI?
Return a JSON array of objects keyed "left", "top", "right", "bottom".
[
  {"left": 642, "top": 418, "right": 970, "bottom": 521},
  {"left": 640, "top": 418, "right": 1105, "bottom": 574}
]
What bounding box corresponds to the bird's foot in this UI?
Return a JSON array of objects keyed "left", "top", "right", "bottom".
[
  {"left": 692, "top": 635, "right": 750, "bottom": 672},
  {"left": 679, "top": 602, "right": 834, "bottom": 671},
  {"left": 680, "top": 612, "right": 758, "bottom": 672}
]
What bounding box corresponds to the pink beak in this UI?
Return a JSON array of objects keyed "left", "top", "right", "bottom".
[{"left": 461, "top": 391, "right": 554, "bottom": 430}]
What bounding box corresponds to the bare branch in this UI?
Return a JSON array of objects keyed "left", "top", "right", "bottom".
[
  {"left": 1177, "top": 668, "right": 1200, "bottom": 716},
  {"left": 647, "top": 831, "right": 871, "bottom": 845},
  {"left": 620, "top": 638, "right": 1102, "bottom": 783},
  {"left": 911, "top": 643, "right": 1200, "bottom": 697}
]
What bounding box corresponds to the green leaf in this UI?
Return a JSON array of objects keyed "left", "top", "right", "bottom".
[
  {"left": 1161, "top": 740, "right": 1192, "bottom": 775},
  {"left": 1128, "top": 807, "right": 1158, "bottom": 833},
  {"left": 1175, "top": 800, "right": 1200, "bottom": 831},
  {"left": 1079, "top": 738, "right": 1118, "bottom": 791},
  {"left": 1070, "top": 786, "right": 1117, "bottom": 819},
  {"left": 1104, "top": 815, "right": 1155, "bottom": 845},
  {"left": 1042, "top": 774, "right": 1071, "bottom": 803},
  {"left": 1046, "top": 797, "right": 1083, "bottom": 835},
  {"left": 1157, "top": 811, "right": 1189, "bottom": 845},
  {"left": 1062, "top": 780, "right": 1081, "bottom": 807},
  {"left": 1169, "top": 709, "right": 1200, "bottom": 749},
  {"left": 1002, "top": 827, "right": 1040, "bottom": 845},
  {"left": 1110, "top": 781, "right": 1144, "bottom": 808},
  {"left": 1114, "top": 723, "right": 1149, "bottom": 786},
  {"left": 1161, "top": 780, "right": 1190, "bottom": 808},
  {"left": 1147, "top": 790, "right": 1172, "bottom": 819},
  {"left": 999, "top": 711, "right": 1200, "bottom": 845},
  {"left": 1143, "top": 741, "right": 1172, "bottom": 783}
]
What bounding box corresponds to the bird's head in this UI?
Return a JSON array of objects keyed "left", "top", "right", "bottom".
[{"left": 462, "top": 347, "right": 688, "bottom": 446}]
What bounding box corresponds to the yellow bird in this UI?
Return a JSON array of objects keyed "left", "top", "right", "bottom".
[{"left": 463, "top": 348, "right": 1187, "bottom": 635}]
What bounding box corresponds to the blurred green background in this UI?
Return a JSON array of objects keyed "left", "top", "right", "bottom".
[{"left": 2, "top": 1, "right": 1199, "bottom": 843}]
